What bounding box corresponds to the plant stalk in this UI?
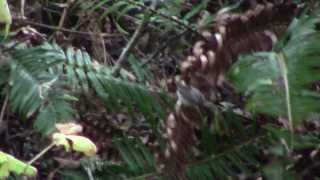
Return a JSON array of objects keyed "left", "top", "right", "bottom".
[{"left": 278, "top": 53, "right": 294, "bottom": 151}]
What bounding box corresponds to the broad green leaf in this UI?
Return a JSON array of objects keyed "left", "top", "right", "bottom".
[{"left": 229, "top": 11, "right": 320, "bottom": 123}]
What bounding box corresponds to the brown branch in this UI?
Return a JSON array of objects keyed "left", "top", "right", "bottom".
[
  {"left": 13, "top": 18, "right": 120, "bottom": 38},
  {"left": 0, "top": 93, "right": 8, "bottom": 124},
  {"left": 111, "top": 15, "right": 149, "bottom": 76},
  {"left": 126, "top": 0, "right": 204, "bottom": 38},
  {"left": 140, "top": 30, "right": 188, "bottom": 67},
  {"left": 20, "top": 0, "right": 25, "bottom": 18},
  {"left": 52, "top": 0, "right": 74, "bottom": 37}
]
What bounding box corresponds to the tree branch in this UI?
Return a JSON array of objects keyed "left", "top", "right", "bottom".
[{"left": 111, "top": 15, "right": 149, "bottom": 76}]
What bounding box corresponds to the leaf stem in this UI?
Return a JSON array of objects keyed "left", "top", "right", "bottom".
[
  {"left": 27, "top": 142, "right": 55, "bottom": 165},
  {"left": 23, "top": 142, "right": 56, "bottom": 175},
  {"left": 278, "top": 53, "right": 294, "bottom": 151},
  {"left": 111, "top": 11, "right": 149, "bottom": 76}
]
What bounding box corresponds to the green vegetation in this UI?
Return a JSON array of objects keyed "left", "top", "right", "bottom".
[{"left": 0, "top": 0, "right": 319, "bottom": 179}]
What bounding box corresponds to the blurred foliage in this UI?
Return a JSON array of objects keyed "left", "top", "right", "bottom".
[{"left": 1, "top": 0, "right": 320, "bottom": 180}]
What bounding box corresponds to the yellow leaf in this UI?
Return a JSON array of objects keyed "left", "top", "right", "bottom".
[
  {"left": 0, "top": 151, "right": 37, "bottom": 178},
  {"left": 0, "top": 152, "right": 9, "bottom": 178},
  {"left": 52, "top": 133, "right": 71, "bottom": 152},
  {"left": 52, "top": 133, "right": 97, "bottom": 156},
  {"left": 65, "top": 135, "right": 98, "bottom": 156},
  {"left": 7, "top": 155, "right": 37, "bottom": 176},
  {"left": 0, "top": 162, "right": 9, "bottom": 179},
  {"left": 0, "top": 0, "right": 12, "bottom": 38},
  {"left": 55, "top": 122, "right": 83, "bottom": 135}
]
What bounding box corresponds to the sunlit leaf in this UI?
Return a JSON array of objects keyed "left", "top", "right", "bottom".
[
  {"left": 55, "top": 122, "right": 83, "bottom": 135},
  {"left": 0, "top": 0, "right": 12, "bottom": 38},
  {"left": 53, "top": 133, "right": 97, "bottom": 156},
  {"left": 0, "top": 151, "right": 37, "bottom": 178},
  {"left": 229, "top": 11, "right": 320, "bottom": 123}
]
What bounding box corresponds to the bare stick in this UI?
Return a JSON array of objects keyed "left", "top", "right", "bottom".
[
  {"left": 0, "top": 93, "right": 8, "bottom": 124},
  {"left": 14, "top": 18, "right": 119, "bottom": 38},
  {"left": 126, "top": 0, "right": 203, "bottom": 38},
  {"left": 51, "top": 0, "right": 74, "bottom": 39},
  {"left": 140, "top": 30, "right": 188, "bottom": 67},
  {"left": 111, "top": 16, "right": 149, "bottom": 76},
  {"left": 20, "top": 0, "right": 25, "bottom": 18}
]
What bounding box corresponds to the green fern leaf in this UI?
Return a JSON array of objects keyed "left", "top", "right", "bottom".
[
  {"left": 229, "top": 10, "right": 320, "bottom": 124},
  {"left": 1, "top": 43, "right": 75, "bottom": 135}
]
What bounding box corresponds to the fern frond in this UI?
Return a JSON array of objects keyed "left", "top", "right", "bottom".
[
  {"left": 34, "top": 94, "right": 74, "bottom": 135},
  {"left": 79, "top": 137, "right": 158, "bottom": 179},
  {"left": 0, "top": 43, "right": 75, "bottom": 135},
  {"left": 8, "top": 44, "right": 65, "bottom": 117},
  {"left": 2, "top": 41, "right": 170, "bottom": 134},
  {"left": 128, "top": 55, "right": 154, "bottom": 84},
  {"left": 187, "top": 134, "right": 262, "bottom": 179},
  {"left": 186, "top": 124, "right": 320, "bottom": 180},
  {"left": 113, "top": 137, "right": 156, "bottom": 176},
  {"left": 229, "top": 9, "right": 320, "bottom": 124},
  {"left": 60, "top": 47, "right": 172, "bottom": 123}
]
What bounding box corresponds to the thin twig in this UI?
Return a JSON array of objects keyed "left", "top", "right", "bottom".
[
  {"left": 47, "top": 165, "right": 62, "bottom": 180},
  {"left": 27, "top": 142, "right": 56, "bottom": 165},
  {"left": 23, "top": 142, "right": 56, "bottom": 175},
  {"left": 128, "top": 172, "right": 160, "bottom": 180},
  {"left": 140, "top": 30, "right": 188, "bottom": 67},
  {"left": 51, "top": 0, "right": 74, "bottom": 38},
  {"left": 111, "top": 15, "right": 149, "bottom": 76},
  {"left": 13, "top": 18, "right": 120, "bottom": 38},
  {"left": 84, "top": 166, "right": 94, "bottom": 180},
  {"left": 100, "top": 33, "right": 108, "bottom": 64},
  {"left": 278, "top": 52, "right": 294, "bottom": 152},
  {"left": 20, "top": 0, "right": 25, "bottom": 18},
  {"left": 126, "top": 0, "right": 203, "bottom": 38},
  {"left": 0, "top": 93, "right": 9, "bottom": 124}
]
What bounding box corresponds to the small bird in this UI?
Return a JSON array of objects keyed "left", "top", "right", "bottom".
[
  {"left": 176, "top": 80, "right": 219, "bottom": 114},
  {"left": 176, "top": 81, "right": 206, "bottom": 107}
]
